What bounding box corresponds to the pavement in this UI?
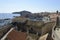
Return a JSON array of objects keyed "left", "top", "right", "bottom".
[{"left": 38, "top": 33, "right": 48, "bottom": 40}]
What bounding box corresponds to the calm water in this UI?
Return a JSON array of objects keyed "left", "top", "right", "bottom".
[
  {"left": 0, "top": 13, "right": 20, "bottom": 19},
  {"left": 0, "top": 13, "right": 20, "bottom": 27}
]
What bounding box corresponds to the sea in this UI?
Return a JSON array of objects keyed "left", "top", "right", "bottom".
[
  {"left": 0, "top": 13, "right": 20, "bottom": 19},
  {"left": 0, "top": 13, "right": 20, "bottom": 27}
]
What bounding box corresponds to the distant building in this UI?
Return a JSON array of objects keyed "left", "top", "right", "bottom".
[
  {"left": 20, "top": 11, "right": 31, "bottom": 16},
  {"left": 49, "top": 11, "right": 60, "bottom": 22},
  {"left": 13, "top": 10, "right": 32, "bottom": 17},
  {"left": 29, "top": 16, "right": 43, "bottom": 21},
  {"left": 42, "top": 16, "right": 50, "bottom": 23},
  {"left": 49, "top": 13, "right": 58, "bottom": 22},
  {"left": 28, "top": 15, "right": 50, "bottom": 23}
]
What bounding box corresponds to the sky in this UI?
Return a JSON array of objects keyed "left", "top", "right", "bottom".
[{"left": 0, "top": 0, "right": 60, "bottom": 13}]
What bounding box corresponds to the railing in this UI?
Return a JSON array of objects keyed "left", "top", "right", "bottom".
[{"left": 1, "top": 28, "right": 14, "bottom": 40}]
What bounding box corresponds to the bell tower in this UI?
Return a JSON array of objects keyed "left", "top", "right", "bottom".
[{"left": 56, "top": 10, "right": 60, "bottom": 27}]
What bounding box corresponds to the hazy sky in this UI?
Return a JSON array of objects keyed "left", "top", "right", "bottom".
[{"left": 0, "top": 0, "right": 60, "bottom": 13}]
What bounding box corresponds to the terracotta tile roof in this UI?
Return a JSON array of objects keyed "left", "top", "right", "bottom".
[{"left": 6, "top": 30, "right": 27, "bottom": 40}]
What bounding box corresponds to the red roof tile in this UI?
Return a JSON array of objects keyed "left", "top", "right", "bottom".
[{"left": 7, "top": 30, "right": 27, "bottom": 40}]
